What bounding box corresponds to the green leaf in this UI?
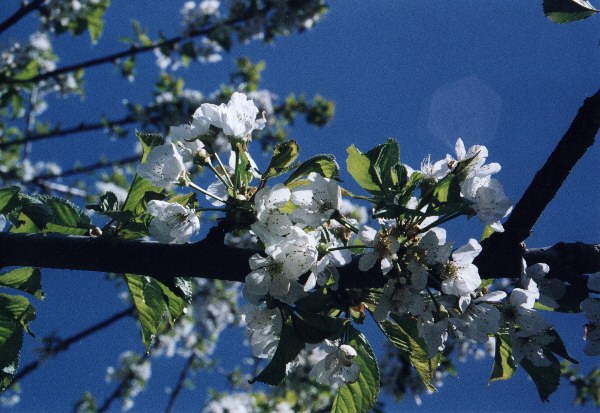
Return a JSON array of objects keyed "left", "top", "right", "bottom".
[
  {"left": 543, "top": 0, "right": 598, "bottom": 23},
  {"left": 0, "top": 187, "right": 20, "bottom": 213},
  {"left": 263, "top": 140, "right": 300, "bottom": 179},
  {"left": 545, "top": 328, "right": 578, "bottom": 364},
  {"left": 292, "top": 312, "right": 347, "bottom": 344},
  {"left": 87, "top": 192, "right": 134, "bottom": 223},
  {"left": 345, "top": 145, "right": 380, "bottom": 193},
  {"left": 0, "top": 315, "right": 23, "bottom": 392},
  {"left": 121, "top": 175, "right": 162, "bottom": 215},
  {"left": 295, "top": 287, "right": 330, "bottom": 313},
  {"left": 136, "top": 131, "right": 165, "bottom": 162},
  {"left": 157, "top": 278, "right": 192, "bottom": 327},
  {"left": 250, "top": 322, "right": 305, "bottom": 385},
  {"left": 0, "top": 294, "right": 36, "bottom": 334},
  {"left": 13, "top": 60, "right": 39, "bottom": 82},
  {"left": 372, "top": 139, "right": 400, "bottom": 190},
  {"left": 125, "top": 274, "right": 167, "bottom": 350},
  {"left": 0, "top": 268, "right": 44, "bottom": 300},
  {"left": 331, "top": 328, "right": 380, "bottom": 413},
  {"left": 285, "top": 154, "right": 340, "bottom": 184},
  {"left": 87, "top": 0, "right": 110, "bottom": 43},
  {"left": 378, "top": 314, "right": 439, "bottom": 391},
  {"left": 36, "top": 195, "right": 92, "bottom": 234},
  {"left": 521, "top": 351, "right": 561, "bottom": 402},
  {"left": 489, "top": 333, "right": 516, "bottom": 383}
]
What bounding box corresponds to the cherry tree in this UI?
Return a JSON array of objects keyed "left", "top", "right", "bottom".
[{"left": 0, "top": 1, "right": 598, "bottom": 411}]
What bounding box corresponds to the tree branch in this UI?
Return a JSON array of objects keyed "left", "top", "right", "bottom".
[
  {"left": 1, "top": 6, "right": 270, "bottom": 85},
  {"left": 13, "top": 306, "right": 134, "bottom": 384},
  {"left": 164, "top": 354, "right": 196, "bottom": 413},
  {"left": 29, "top": 154, "right": 140, "bottom": 181},
  {"left": 0, "top": 232, "right": 596, "bottom": 289},
  {"left": 474, "top": 87, "right": 600, "bottom": 278},
  {"left": 0, "top": 0, "right": 44, "bottom": 36}
]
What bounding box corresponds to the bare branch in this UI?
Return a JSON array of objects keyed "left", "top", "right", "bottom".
[
  {"left": 1, "top": 6, "right": 271, "bottom": 85},
  {"left": 164, "top": 354, "right": 196, "bottom": 413},
  {"left": 13, "top": 306, "right": 134, "bottom": 384},
  {"left": 0, "top": 0, "right": 45, "bottom": 36},
  {"left": 30, "top": 154, "right": 140, "bottom": 181},
  {"left": 474, "top": 88, "right": 600, "bottom": 277}
]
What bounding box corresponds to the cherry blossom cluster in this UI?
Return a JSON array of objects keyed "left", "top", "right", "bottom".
[{"left": 133, "top": 90, "right": 585, "bottom": 397}]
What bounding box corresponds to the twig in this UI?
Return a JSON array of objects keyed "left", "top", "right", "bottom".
[
  {"left": 29, "top": 154, "right": 140, "bottom": 181},
  {"left": 97, "top": 352, "right": 150, "bottom": 413},
  {"left": 164, "top": 354, "right": 196, "bottom": 413},
  {"left": 0, "top": 0, "right": 45, "bottom": 36},
  {"left": 12, "top": 306, "right": 134, "bottom": 384}
]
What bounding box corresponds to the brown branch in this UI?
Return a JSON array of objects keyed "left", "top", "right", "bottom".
[
  {"left": 0, "top": 231, "right": 596, "bottom": 289},
  {"left": 164, "top": 354, "right": 196, "bottom": 413},
  {"left": 0, "top": 0, "right": 45, "bottom": 36},
  {"left": 1, "top": 6, "right": 270, "bottom": 85}
]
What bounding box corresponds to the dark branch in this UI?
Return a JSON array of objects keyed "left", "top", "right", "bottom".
[
  {"left": 474, "top": 88, "right": 600, "bottom": 276},
  {"left": 164, "top": 354, "right": 196, "bottom": 413},
  {"left": 0, "top": 232, "right": 596, "bottom": 289},
  {"left": 0, "top": 114, "right": 141, "bottom": 150},
  {"left": 2, "top": 6, "right": 270, "bottom": 85},
  {"left": 503, "top": 88, "right": 600, "bottom": 243},
  {"left": 30, "top": 154, "right": 140, "bottom": 181},
  {"left": 0, "top": 0, "right": 44, "bottom": 36}
]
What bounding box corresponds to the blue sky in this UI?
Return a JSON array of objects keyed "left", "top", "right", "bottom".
[{"left": 4, "top": 1, "right": 600, "bottom": 411}]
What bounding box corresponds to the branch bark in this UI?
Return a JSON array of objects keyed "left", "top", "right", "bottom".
[
  {"left": 474, "top": 87, "right": 600, "bottom": 278},
  {"left": 0, "top": 0, "right": 44, "bottom": 36},
  {"left": 0, "top": 232, "right": 596, "bottom": 289}
]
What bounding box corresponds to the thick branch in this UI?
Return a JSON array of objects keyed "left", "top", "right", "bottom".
[
  {"left": 0, "top": 0, "right": 44, "bottom": 36},
  {"left": 504, "top": 88, "right": 600, "bottom": 243},
  {"left": 0, "top": 232, "right": 596, "bottom": 289},
  {"left": 474, "top": 88, "right": 600, "bottom": 276},
  {"left": 2, "top": 6, "right": 270, "bottom": 85}
]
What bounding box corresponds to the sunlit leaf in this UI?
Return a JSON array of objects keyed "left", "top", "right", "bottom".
[
  {"left": 543, "top": 0, "right": 598, "bottom": 23},
  {"left": 285, "top": 154, "right": 340, "bottom": 183},
  {"left": 125, "top": 274, "right": 167, "bottom": 350},
  {"left": 263, "top": 140, "right": 300, "bottom": 179},
  {"left": 489, "top": 333, "right": 516, "bottom": 382},
  {"left": 0, "top": 268, "right": 44, "bottom": 300}
]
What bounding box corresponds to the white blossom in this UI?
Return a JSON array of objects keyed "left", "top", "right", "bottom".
[
  {"left": 241, "top": 303, "right": 283, "bottom": 358},
  {"left": 512, "top": 330, "right": 554, "bottom": 367},
  {"left": 147, "top": 200, "right": 200, "bottom": 244},
  {"left": 447, "top": 138, "right": 501, "bottom": 179},
  {"left": 461, "top": 175, "right": 512, "bottom": 232},
  {"left": 525, "top": 262, "right": 565, "bottom": 309},
  {"left": 291, "top": 172, "right": 341, "bottom": 228},
  {"left": 440, "top": 239, "right": 482, "bottom": 296},
  {"left": 250, "top": 184, "right": 293, "bottom": 244},
  {"left": 197, "top": 92, "right": 265, "bottom": 141},
  {"left": 168, "top": 125, "right": 207, "bottom": 162},
  {"left": 358, "top": 226, "right": 400, "bottom": 275},
  {"left": 450, "top": 292, "right": 506, "bottom": 343},
  {"left": 137, "top": 143, "right": 186, "bottom": 187},
  {"left": 309, "top": 340, "right": 360, "bottom": 385}
]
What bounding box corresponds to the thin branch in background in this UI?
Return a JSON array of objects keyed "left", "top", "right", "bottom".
[
  {"left": 0, "top": 114, "right": 144, "bottom": 150},
  {"left": 2, "top": 6, "right": 271, "bottom": 85},
  {"left": 22, "top": 86, "right": 39, "bottom": 160},
  {"left": 96, "top": 352, "right": 150, "bottom": 413},
  {"left": 12, "top": 306, "right": 134, "bottom": 385},
  {"left": 0, "top": 0, "right": 45, "bottom": 36},
  {"left": 33, "top": 180, "right": 88, "bottom": 198},
  {"left": 30, "top": 154, "right": 140, "bottom": 181},
  {"left": 164, "top": 354, "right": 196, "bottom": 413}
]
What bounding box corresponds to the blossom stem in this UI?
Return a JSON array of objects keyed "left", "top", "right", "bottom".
[
  {"left": 333, "top": 211, "right": 359, "bottom": 233},
  {"left": 187, "top": 181, "right": 227, "bottom": 204},
  {"left": 419, "top": 211, "right": 463, "bottom": 234},
  {"left": 212, "top": 150, "right": 235, "bottom": 188},
  {"left": 206, "top": 162, "right": 233, "bottom": 189},
  {"left": 328, "top": 245, "right": 367, "bottom": 252}
]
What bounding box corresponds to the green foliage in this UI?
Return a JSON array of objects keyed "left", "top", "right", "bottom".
[
  {"left": 543, "top": 0, "right": 598, "bottom": 23},
  {"left": 521, "top": 352, "right": 562, "bottom": 402},
  {"left": 285, "top": 155, "right": 340, "bottom": 184},
  {"left": 378, "top": 314, "right": 440, "bottom": 392},
  {"left": 0, "top": 266, "right": 43, "bottom": 392},
  {"left": 489, "top": 333, "right": 516, "bottom": 383},
  {"left": 291, "top": 312, "right": 348, "bottom": 344},
  {"left": 262, "top": 140, "right": 300, "bottom": 180},
  {"left": 331, "top": 328, "right": 380, "bottom": 413},
  {"left": 86, "top": 192, "right": 134, "bottom": 223},
  {"left": 125, "top": 275, "right": 190, "bottom": 351},
  {"left": 561, "top": 363, "right": 600, "bottom": 406},
  {"left": 0, "top": 268, "right": 44, "bottom": 301},
  {"left": 250, "top": 322, "right": 305, "bottom": 385}
]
